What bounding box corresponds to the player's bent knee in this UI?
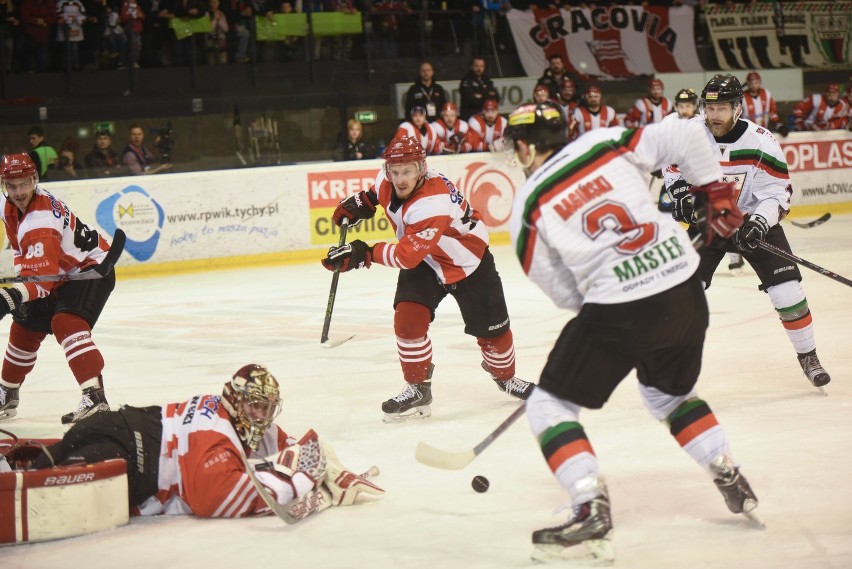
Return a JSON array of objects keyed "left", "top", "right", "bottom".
[
  {"left": 394, "top": 302, "right": 430, "bottom": 339},
  {"left": 526, "top": 386, "right": 583, "bottom": 437}
]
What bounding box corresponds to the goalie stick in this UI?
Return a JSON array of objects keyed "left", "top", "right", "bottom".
[
  {"left": 756, "top": 240, "right": 852, "bottom": 288},
  {"left": 786, "top": 213, "right": 831, "bottom": 229},
  {"left": 415, "top": 403, "right": 526, "bottom": 470},
  {"left": 0, "top": 229, "right": 126, "bottom": 285},
  {"left": 320, "top": 219, "right": 355, "bottom": 348}
]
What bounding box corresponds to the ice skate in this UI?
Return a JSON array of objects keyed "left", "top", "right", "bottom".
[
  {"left": 797, "top": 350, "right": 830, "bottom": 395},
  {"left": 709, "top": 455, "right": 763, "bottom": 528},
  {"left": 381, "top": 381, "right": 432, "bottom": 423},
  {"left": 531, "top": 494, "right": 614, "bottom": 564},
  {"left": 481, "top": 361, "right": 535, "bottom": 401},
  {"left": 728, "top": 253, "right": 744, "bottom": 274},
  {"left": 61, "top": 386, "right": 110, "bottom": 425},
  {"left": 0, "top": 384, "right": 19, "bottom": 420}
]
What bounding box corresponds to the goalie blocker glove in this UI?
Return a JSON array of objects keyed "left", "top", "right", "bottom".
[
  {"left": 734, "top": 214, "right": 769, "bottom": 252},
  {"left": 322, "top": 240, "right": 373, "bottom": 272},
  {"left": 0, "top": 287, "right": 22, "bottom": 319},
  {"left": 332, "top": 189, "right": 379, "bottom": 228}
]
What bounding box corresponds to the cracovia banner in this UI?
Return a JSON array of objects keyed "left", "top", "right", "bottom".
[{"left": 506, "top": 5, "right": 702, "bottom": 79}]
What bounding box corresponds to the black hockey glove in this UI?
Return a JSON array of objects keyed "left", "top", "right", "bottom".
[
  {"left": 734, "top": 215, "right": 769, "bottom": 252},
  {"left": 321, "top": 240, "right": 373, "bottom": 273},
  {"left": 667, "top": 180, "right": 694, "bottom": 224},
  {"left": 774, "top": 123, "right": 789, "bottom": 137},
  {"left": 0, "top": 287, "right": 22, "bottom": 320},
  {"left": 332, "top": 189, "right": 379, "bottom": 228}
]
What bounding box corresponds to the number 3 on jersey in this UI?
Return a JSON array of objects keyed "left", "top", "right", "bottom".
[
  {"left": 25, "top": 242, "right": 44, "bottom": 259},
  {"left": 582, "top": 200, "right": 657, "bottom": 255}
]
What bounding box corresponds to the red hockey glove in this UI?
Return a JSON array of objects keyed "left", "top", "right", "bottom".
[
  {"left": 332, "top": 189, "right": 379, "bottom": 228},
  {"left": 321, "top": 240, "right": 373, "bottom": 272},
  {"left": 690, "top": 181, "right": 745, "bottom": 246}
]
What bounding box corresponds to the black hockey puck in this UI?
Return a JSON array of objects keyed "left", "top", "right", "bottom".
[{"left": 471, "top": 475, "right": 490, "bottom": 493}]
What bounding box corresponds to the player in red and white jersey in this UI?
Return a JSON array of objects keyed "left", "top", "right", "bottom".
[
  {"left": 623, "top": 78, "right": 672, "bottom": 128},
  {"left": 393, "top": 105, "right": 444, "bottom": 155},
  {"left": 0, "top": 153, "right": 116, "bottom": 425},
  {"left": 468, "top": 98, "right": 507, "bottom": 148},
  {"left": 503, "top": 101, "right": 757, "bottom": 560},
  {"left": 741, "top": 72, "right": 787, "bottom": 136},
  {"left": 322, "top": 136, "right": 534, "bottom": 423},
  {"left": 22, "top": 365, "right": 384, "bottom": 519},
  {"left": 568, "top": 85, "right": 619, "bottom": 140},
  {"left": 557, "top": 76, "right": 580, "bottom": 127},
  {"left": 429, "top": 102, "right": 483, "bottom": 154},
  {"left": 792, "top": 82, "right": 850, "bottom": 131}
]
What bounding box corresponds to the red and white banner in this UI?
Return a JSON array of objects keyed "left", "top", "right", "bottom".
[{"left": 506, "top": 6, "right": 702, "bottom": 79}]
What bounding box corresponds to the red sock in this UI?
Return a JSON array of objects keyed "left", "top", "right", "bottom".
[
  {"left": 51, "top": 313, "right": 104, "bottom": 387},
  {"left": 477, "top": 329, "right": 516, "bottom": 380},
  {"left": 2, "top": 323, "right": 47, "bottom": 386},
  {"left": 394, "top": 302, "right": 432, "bottom": 383}
]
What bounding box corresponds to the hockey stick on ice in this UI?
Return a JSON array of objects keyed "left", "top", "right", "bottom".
[
  {"left": 756, "top": 240, "right": 852, "bottom": 288},
  {"left": 786, "top": 213, "right": 831, "bottom": 229},
  {"left": 0, "top": 229, "right": 126, "bottom": 285},
  {"left": 320, "top": 219, "right": 355, "bottom": 348},
  {"left": 415, "top": 403, "right": 526, "bottom": 470}
]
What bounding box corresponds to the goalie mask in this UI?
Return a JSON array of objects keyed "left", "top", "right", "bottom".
[{"left": 222, "top": 364, "right": 282, "bottom": 450}]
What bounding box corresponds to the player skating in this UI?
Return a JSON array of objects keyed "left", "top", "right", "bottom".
[
  {"left": 502, "top": 101, "right": 759, "bottom": 562},
  {"left": 664, "top": 75, "right": 831, "bottom": 393},
  {"left": 0, "top": 153, "right": 118, "bottom": 424},
  {"left": 321, "top": 136, "right": 534, "bottom": 423},
  {"left": 1, "top": 364, "right": 383, "bottom": 520}
]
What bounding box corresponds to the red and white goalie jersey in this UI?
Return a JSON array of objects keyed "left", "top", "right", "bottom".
[
  {"left": 468, "top": 114, "right": 507, "bottom": 146},
  {"left": 0, "top": 187, "right": 111, "bottom": 302},
  {"left": 370, "top": 169, "right": 490, "bottom": 284},
  {"left": 393, "top": 121, "right": 444, "bottom": 155},
  {"left": 430, "top": 118, "right": 483, "bottom": 153},
  {"left": 137, "top": 394, "right": 290, "bottom": 517},
  {"left": 622, "top": 97, "right": 672, "bottom": 128}
]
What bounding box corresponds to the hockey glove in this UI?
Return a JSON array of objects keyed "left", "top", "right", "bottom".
[
  {"left": 734, "top": 215, "right": 769, "bottom": 253},
  {"left": 0, "top": 287, "right": 22, "bottom": 320},
  {"left": 275, "top": 429, "right": 328, "bottom": 484},
  {"left": 332, "top": 189, "right": 379, "bottom": 228},
  {"left": 773, "top": 122, "right": 789, "bottom": 137},
  {"left": 667, "top": 180, "right": 694, "bottom": 224},
  {"left": 321, "top": 441, "right": 385, "bottom": 507},
  {"left": 691, "top": 180, "right": 744, "bottom": 244},
  {"left": 321, "top": 240, "right": 372, "bottom": 273}
]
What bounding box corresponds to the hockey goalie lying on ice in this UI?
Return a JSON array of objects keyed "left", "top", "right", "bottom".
[{"left": 0, "top": 364, "right": 384, "bottom": 545}]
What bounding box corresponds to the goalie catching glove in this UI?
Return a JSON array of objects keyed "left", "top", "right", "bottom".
[
  {"left": 690, "top": 180, "right": 744, "bottom": 246},
  {"left": 321, "top": 240, "right": 373, "bottom": 272},
  {"left": 333, "top": 189, "right": 379, "bottom": 228}
]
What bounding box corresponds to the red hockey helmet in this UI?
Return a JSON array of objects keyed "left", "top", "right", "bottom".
[
  {"left": 222, "top": 364, "right": 282, "bottom": 450},
  {"left": 746, "top": 71, "right": 761, "bottom": 82},
  {"left": 482, "top": 98, "right": 500, "bottom": 112},
  {"left": 1, "top": 153, "right": 37, "bottom": 184},
  {"left": 441, "top": 102, "right": 458, "bottom": 115},
  {"left": 648, "top": 78, "right": 664, "bottom": 90},
  {"left": 383, "top": 136, "right": 426, "bottom": 164}
]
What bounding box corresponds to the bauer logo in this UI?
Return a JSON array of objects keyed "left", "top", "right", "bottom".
[{"left": 96, "top": 185, "right": 165, "bottom": 262}]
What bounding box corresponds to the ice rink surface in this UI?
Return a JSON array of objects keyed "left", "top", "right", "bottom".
[{"left": 1, "top": 214, "right": 851, "bottom": 568}]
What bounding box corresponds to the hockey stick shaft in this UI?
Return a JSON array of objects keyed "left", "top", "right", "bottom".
[
  {"left": 415, "top": 403, "right": 527, "bottom": 470},
  {"left": 756, "top": 240, "right": 852, "bottom": 288},
  {"left": 786, "top": 213, "right": 831, "bottom": 229},
  {"left": 0, "top": 229, "right": 126, "bottom": 285},
  {"left": 320, "top": 219, "right": 348, "bottom": 345}
]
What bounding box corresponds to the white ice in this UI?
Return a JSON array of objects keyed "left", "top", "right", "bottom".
[{"left": 1, "top": 215, "right": 851, "bottom": 569}]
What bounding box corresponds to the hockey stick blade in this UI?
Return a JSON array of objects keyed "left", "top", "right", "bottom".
[
  {"left": 0, "top": 228, "right": 126, "bottom": 285},
  {"left": 415, "top": 403, "right": 527, "bottom": 470},
  {"left": 320, "top": 334, "right": 355, "bottom": 349},
  {"left": 788, "top": 213, "right": 830, "bottom": 229}
]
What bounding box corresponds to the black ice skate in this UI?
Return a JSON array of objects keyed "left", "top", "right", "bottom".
[
  {"left": 797, "top": 349, "right": 830, "bottom": 395},
  {"left": 710, "top": 455, "right": 763, "bottom": 527},
  {"left": 0, "top": 383, "right": 20, "bottom": 420},
  {"left": 531, "top": 494, "right": 614, "bottom": 563},
  {"left": 61, "top": 386, "right": 110, "bottom": 425},
  {"left": 382, "top": 363, "right": 433, "bottom": 425},
  {"left": 481, "top": 361, "right": 535, "bottom": 400}
]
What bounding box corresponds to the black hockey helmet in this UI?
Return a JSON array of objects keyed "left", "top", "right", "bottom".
[
  {"left": 504, "top": 101, "right": 566, "bottom": 152},
  {"left": 700, "top": 74, "right": 743, "bottom": 106},
  {"left": 674, "top": 88, "right": 698, "bottom": 106}
]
